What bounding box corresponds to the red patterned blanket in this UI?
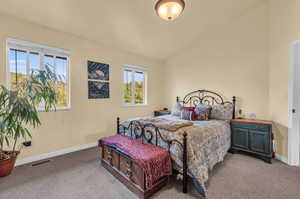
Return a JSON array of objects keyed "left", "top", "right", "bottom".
[{"left": 99, "top": 135, "right": 172, "bottom": 189}]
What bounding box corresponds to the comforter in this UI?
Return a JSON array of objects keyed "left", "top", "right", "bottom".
[{"left": 120, "top": 115, "right": 231, "bottom": 195}]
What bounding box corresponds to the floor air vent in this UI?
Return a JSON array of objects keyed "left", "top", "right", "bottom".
[{"left": 31, "top": 160, "right": 51, "bottom": 167}]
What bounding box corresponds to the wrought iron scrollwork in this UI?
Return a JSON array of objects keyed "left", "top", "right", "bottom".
[
  {"left": 177, "top": 89, "right": 236, "bottom": 119},
  {"left": 118, "top": 121, "right": 184, "bottom": 152},
  {"left": 116, "top": 117, "right": 188, "bottom": 193},
  {"left": 180, "top": 90, "right": 224, "bottom": 106}
]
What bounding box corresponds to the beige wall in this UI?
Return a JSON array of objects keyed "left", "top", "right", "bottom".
[
  {"left": 0, "top": 14, "right": 164, "bottom": 159},
  {"left": 1, "top": 0, "right": 297, "bottom": 161},
  {"left": 162, "top": 1, "right": 296, "bottom": 159},
  {"left": 269, "top": 0, "right": 300, "bottom": 158},
  {"left": 163, "top": 4, "right": 269, "bottom": 120}
]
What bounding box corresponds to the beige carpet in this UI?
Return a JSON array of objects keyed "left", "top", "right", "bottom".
[{"left": 0, "top": 148, "right": 299, "bottom": 199}]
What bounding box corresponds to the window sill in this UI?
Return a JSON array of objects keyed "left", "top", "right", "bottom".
[
  {"left": 121, "top": 103, "right": 148, "bottom": 107},
  {"left": 38, "top": 106, "right": 71, "bottom": 112}
]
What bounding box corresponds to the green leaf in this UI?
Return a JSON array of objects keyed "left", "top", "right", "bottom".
[
  {"left": 5, "top": 137, "right": 10, "bottom": 147},
  {"left": 0, "top": 65, "right": 58, "bottom": 149}
]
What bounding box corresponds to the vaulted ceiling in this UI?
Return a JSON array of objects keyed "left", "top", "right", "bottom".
[{"left": 0, "top": 0, "right": 266, "bottom": 60}]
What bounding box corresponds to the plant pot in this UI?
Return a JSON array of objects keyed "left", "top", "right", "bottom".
[{"left": 0, "top": 151, "right": 19, "bottom": 177}]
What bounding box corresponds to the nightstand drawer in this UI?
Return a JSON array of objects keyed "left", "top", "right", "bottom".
[{"left": 231, "top": 122, "right": 270, "bottom": 132}]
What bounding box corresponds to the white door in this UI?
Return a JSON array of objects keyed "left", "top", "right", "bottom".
[{"left": 288, "top": 41, "right": 300, "bottom": 166}]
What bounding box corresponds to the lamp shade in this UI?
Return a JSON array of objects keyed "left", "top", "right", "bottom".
[{"left": 155, "top": 0, "right": 185, "bottom": 21}]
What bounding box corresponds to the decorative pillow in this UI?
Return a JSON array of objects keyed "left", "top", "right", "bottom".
[
  {"left": 171, "top": 102, "right": 182, "bottom": 117},
  {"left": 195, "top": 104, "right": 211, "bottom": 121},
  {"left": 180, "top": 109, "right": 193, "bottom": 120},
  {"left": 181, "top": 107, "right": 196, "bottom": 121},
  {"left": 210, "top": 104, "right": 233, "bottom": 120}
]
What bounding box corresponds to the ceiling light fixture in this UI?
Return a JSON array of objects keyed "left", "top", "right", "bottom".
[{"left": 155, "top": 0, "right": 185, "bottom": 21}]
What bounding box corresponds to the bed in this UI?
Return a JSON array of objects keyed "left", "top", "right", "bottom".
[{"left": 117, "top": 90, "right": 236, "bottom": 197}]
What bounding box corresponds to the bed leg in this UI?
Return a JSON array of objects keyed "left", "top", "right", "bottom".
[
  {"left": 117, "top": 117, "right": 120, "bottom": 134},
  {"left": 183, "top": 132, "right": 188, "bottom": 194}
]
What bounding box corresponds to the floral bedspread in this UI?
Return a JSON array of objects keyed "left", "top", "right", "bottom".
[{"left": 120, "top": 115, "right": 231, "bottom": 195}]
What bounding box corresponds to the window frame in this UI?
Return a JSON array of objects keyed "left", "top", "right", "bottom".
[
  {"left": 6, "top": 38, "right": 71, "bottom": 111},
  {"left": 122, "top": 64, "right": 148, "bottom": 107}
]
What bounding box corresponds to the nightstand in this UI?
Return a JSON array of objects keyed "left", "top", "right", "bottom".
[
  {"left": 230, "top": 119, "right": 273, "bottom": 163},
  {"left": 154, "top": 110, "right": 171, "bottom": 117}
]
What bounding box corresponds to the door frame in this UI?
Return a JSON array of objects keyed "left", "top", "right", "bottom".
[{"left": 288, "top": 40, "right": 300, "bottom": 166}]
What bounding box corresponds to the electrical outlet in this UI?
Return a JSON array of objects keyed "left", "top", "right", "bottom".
[{"left": 23, "top": 141, "right": 32, "bottom": 147}]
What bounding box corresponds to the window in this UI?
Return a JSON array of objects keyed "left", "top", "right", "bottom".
[
  {"left": 6, "top": 38, "right": 70, "bottom": 110},
  {"left": 123, "top": 65, "right": 147, "bottom": 106}
]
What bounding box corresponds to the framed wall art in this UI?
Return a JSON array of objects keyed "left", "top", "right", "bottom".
[
  {"left": 88, "top": 61, "right": 109, "bottom": 81},
  {"left": 87, "top": 60, "right": 110, "bottom": 99},
  {"left": 88, "top": 81, "right": 109, "bottom": 99}
]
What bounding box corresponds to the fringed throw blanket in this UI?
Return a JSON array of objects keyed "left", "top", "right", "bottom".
[
  {"left": 99, "top": 135, "right": 172, "bottom": 189},
  {"left": 138, "top": 117, "right": 193, "bottom": 131}
]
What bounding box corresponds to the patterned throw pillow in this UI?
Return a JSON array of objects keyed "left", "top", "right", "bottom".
[
  {"left": 180, "top": 109, "right": 193, "bottom": 120},
  {"left": 210, "top": 104, "right": 233, "bottom": 120},
  {"left": 171, "top": 103, "right": 182, "bottom": 117},
  {"left": 195, "top": 104, "right": 211, "bottom": 121},
  {"left": 181, "top": 107, "right": 196, "bottom": 120}
]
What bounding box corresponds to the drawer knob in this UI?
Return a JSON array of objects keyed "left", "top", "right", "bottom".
[{"left": 126, "top": 168, "right": 132, "bottom": 179}]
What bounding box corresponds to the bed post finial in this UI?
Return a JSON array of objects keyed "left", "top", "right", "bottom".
[
  {"left": 176, "top": 96, "right": 179, "bottom": 103},
  {"left": 232, "top": 96, "right": 236, "bottom": 119},
  {"left": 182, "top": 132, "right": 188, "bottom": 194},
  {"left": 117, "top": 117, "right": 120, "bottom": 134}
]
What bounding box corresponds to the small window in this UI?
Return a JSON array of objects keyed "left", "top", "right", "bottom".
[
  {"left": 9, "top": 49, "right": 27, "bottom": 90},
  {"left": 123, "top": 65, "right": 147, "bottom": 106},
  {"left": 29, "top": 52, "right": 40, "bottom": 73},
  {"left": 6, "top": 38, "right": 70, "bottom": 110}
]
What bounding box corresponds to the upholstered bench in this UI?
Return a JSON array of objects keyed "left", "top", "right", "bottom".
[{"left": 98, "top": 135, "right": 172, "bottom": 199}]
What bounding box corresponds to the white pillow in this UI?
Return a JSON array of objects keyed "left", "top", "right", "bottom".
[{"left": 171, "top": 103, "right": 182, "bottom": 117}]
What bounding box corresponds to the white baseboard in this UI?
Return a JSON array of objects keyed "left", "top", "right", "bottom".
[
  {"left": 275, "top": 153, "right": 289, "bottom": 164},
  {"left": 14, "top": 144, "right": 290, "bottom": 167},
  {"left": 15, "top": 142, "right": 98, "bottom": 167}
]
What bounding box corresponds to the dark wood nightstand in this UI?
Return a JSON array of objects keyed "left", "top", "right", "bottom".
[
  {"left": 154, "top": 110, "right": 171, "bottom": 117},
  {"left": 230, "top": 119, "right": 273, "bottom": 163}
]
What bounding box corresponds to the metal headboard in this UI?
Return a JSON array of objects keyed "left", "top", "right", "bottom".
[{"left": 176, "top": 89, "right": 236, "bottom": 119}]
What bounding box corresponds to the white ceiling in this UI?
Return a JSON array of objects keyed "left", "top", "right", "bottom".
[{"left": 0, "top": 0, "right": 266, "bottom": 60}]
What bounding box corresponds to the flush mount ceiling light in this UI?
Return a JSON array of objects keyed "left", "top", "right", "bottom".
[{"left": 155, "top": 0, "right": 185, "bottom": 21}]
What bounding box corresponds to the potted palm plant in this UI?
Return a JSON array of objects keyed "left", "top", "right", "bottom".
[{"left": 0, "top": 66, "right": 58, "bottom": 177}]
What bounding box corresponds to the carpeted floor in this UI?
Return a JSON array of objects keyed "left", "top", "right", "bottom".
[{"left": 0, "top": 148, "right": 300, "bottom": 199}]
